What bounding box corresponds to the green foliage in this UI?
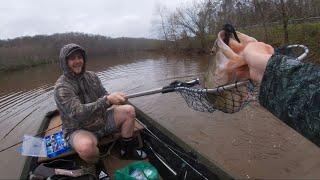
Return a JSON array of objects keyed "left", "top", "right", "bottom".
[
  {"left": 242, "top": 22, "right": 320, "bottom": 64},
  {"left": 156, "top": 0, "right": 320, "bottom": 60}
]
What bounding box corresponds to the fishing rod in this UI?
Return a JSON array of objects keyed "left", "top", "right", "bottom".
[
  {"left": 1, "top": 108, "right": 39, "bottom": 141},
  {"left": 135, "top": 118, "right": 209, "bottom": 180}
]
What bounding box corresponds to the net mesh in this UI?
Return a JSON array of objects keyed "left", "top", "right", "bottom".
[
  {"left": 175, "top": 81, "right": 259, "bottom": 113},
  {"left": 174, "top": 45, "right": 307, "bottom": 114}
]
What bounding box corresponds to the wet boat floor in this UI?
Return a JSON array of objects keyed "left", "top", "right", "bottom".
[
  {"left": 100, "top": 143, "right": 151, "bottom": 179},
  {"left": 53, "top": 144, "right": 154, "bottom": 180}
]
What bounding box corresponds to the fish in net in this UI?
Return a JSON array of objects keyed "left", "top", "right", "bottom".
[
  {"left": 175, "top": 80, "right": 258, "bottom": 113},
  {"left": 185, "top": 24, "right": 259, "bottom": 113}
]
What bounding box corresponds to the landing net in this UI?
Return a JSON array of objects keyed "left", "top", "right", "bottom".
[
  {"left": 176, "top": 44, "right": 308, "bottom": 114},
  {"left": 175, "top": 80, "right": 258, "bottom": 113}
]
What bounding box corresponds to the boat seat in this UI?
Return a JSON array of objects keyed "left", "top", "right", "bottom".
[{"left": 38, "top": 114, "right": 144, "bottom": 163}]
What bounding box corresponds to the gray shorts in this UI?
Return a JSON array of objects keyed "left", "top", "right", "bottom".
[{"left": 67, "top": 109, "right": 117, "bottom": 147}]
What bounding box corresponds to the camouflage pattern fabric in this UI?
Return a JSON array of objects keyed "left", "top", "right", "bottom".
[
  {"left": 259, "top": 54, "right": 320, "bottom": 146},
  {"left": 54, "top": 44, "right": 111, "bottom": 138}
]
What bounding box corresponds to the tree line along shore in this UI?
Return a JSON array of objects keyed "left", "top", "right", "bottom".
[
  {"left": 1, "top": 0, "right": 320, "bottom": 72},
  {"left": 0, "top": 33, "right": 164, "bottom": 72},
  {"left": 154, "top": 0, "right": 320, "bottom": 63}
]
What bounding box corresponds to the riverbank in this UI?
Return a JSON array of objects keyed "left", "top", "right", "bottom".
[
  {"left": 0, "top": 33, "right": 163, "bottom": 72},
  {"left": 0, "top": 50, "right": 162, "bottom": 72},
  {"left": 0, "top": 60, "right": 56, "bottom": 72}
]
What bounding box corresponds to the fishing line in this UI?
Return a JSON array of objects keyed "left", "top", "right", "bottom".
[
  {"left": 135, "top": 118, "right": 209, "bottom": 180},
  {"left": 1, "top": 107, "right": 39, "bottom": 141}
]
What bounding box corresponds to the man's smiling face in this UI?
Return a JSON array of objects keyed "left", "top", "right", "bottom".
[{"left": 67, "top": 51, "right": 84, "bottom": 75}]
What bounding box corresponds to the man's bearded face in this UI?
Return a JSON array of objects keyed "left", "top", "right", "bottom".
[{"left": 67, "top": 51, "right": 84, "bottom": 74}]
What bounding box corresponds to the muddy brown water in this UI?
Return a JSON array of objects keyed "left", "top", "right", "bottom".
[{"left": 0, "top": 52, "right": 320, "bottom": 179}]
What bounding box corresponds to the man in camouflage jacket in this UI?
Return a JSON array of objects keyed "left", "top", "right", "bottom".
[{"left": 54, "top": 44, "right": 146, "bottom": 165}]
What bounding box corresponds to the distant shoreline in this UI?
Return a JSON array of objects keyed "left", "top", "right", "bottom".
[
  {"left": 0, "top": 49, "right": 209, "bottom": 73},
  {"left": 2, "top": 22, "right": 320, "bottom": 73},
  {"left": 0, "top": 60, "right": 56, "bottom": 72}
]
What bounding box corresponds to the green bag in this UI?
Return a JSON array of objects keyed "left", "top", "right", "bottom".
[{"left": 114, "top": 161, "right": 159, "bottom": 180}]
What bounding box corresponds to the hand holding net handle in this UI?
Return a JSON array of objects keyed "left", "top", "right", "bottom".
[{"left": 126, "top": 78, "right": 200, "bottom": 99}]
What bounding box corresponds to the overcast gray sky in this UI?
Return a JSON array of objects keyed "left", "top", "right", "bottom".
[{"left": 0, "top": 0, "right": 191, "bottom": 40}]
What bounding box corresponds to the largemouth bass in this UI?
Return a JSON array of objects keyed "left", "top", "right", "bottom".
[{"left": 204, "top": 30, "right": 257, "bottom": 113}]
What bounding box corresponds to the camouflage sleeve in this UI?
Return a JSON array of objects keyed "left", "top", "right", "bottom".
[
  {"left": 259, "top": 54, "right": 320, "bottom": 145},
  {"left": 93, "top": 72, "right": 109, "bottom": 97},
  {"left": 54, "top": 83, "right": 111, "bottom": 123}
]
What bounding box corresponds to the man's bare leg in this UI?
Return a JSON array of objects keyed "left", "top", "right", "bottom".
[
  {"left": 114, "top": 104, "right": 146, "bottom": 159},
  {"left": 114, "top": 104, "right": 135, "bottom": 138},
  {"left": 70, "top": 130, "right": 99, "bottom": 164}
]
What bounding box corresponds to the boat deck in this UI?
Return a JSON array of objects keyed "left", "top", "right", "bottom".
[{"left": 131, "top": 93, "right": 320, "bottom": 179}]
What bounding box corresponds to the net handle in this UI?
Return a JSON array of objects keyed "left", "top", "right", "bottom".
[
  {"left": 174, "top": 80, "right": 250, "bottom": 94},
  {"left": 126, "top": 78, "right": 200, "bottom": 99}
]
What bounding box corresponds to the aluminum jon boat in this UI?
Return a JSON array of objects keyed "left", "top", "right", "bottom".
[{"left": 21, "top": 108, "right": 220, "bottom": 180}]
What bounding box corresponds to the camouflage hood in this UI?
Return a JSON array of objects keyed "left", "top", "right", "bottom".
[{"left": 59, "top": 43, "right": 87, "bottom": 77}]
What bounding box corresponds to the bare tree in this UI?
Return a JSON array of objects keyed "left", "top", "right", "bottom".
[
  {"left": 174, "top": 0, "right": 217, "bottom": 50},
  {"left": 155, "top": 5, "right": 169, "bottom": 42},
  {"left": 273, "top": 0, "right": 289, "bottom": 43},
  {"left": 253, "top": 0, "right": 270, "bottom": 41}
]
